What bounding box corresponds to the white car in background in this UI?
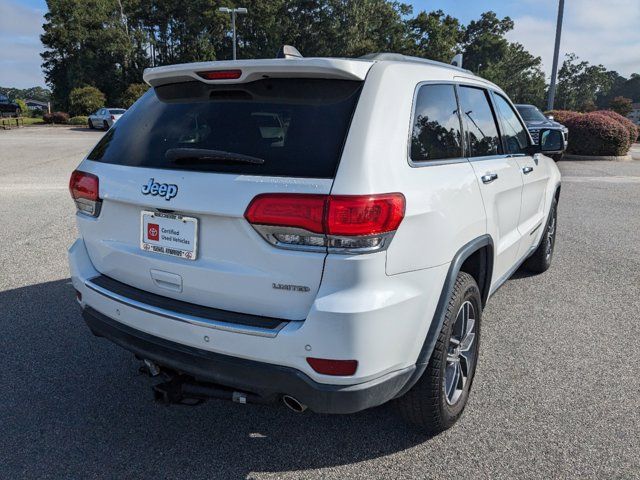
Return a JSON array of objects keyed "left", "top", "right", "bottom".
[
  {"left": 88, "top": 108, "right": 126, "bottom": 130},
  {"left": 68, "top": 52, "right": 563, "bottom": 433}
]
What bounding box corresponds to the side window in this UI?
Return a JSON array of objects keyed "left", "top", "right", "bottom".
[
  {"left": 410, "top": 84, "right": 462, "bottom": 162},
  {"left": 493, "top": 94, "right": 530, "bottom": 154},
  {"left": 457, "top": 86, "right": 501, "bottom": 157}
]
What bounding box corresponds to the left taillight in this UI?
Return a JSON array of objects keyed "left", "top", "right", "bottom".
[{"left": 69, "top": 170, "right": 101, "bottom": 217}]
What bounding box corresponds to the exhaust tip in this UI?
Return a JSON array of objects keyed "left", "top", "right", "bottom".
[{"left": 282, "top": 395, "right": 307, "bottom": 413}]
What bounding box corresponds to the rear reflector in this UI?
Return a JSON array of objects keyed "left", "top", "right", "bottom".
[
  {"left": 196, "top": 69, "right": 242, "bottom": 80},
  {"left": 244, "top": 193, "right": 405, "bottom": 253},
  {"left": 307, "top": 358, "right": 358, "bottom": 376},
  {"left": 69, "top": 170, "right": 101, "bottom": 216}
]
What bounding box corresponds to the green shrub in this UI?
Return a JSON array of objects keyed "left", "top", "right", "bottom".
[
  {"left": 121, "top": 83, "right": 148, "bottom": 108},
  {"left": 69, "top": 115, "right": 88, "bottom": 125},
  {"left": 565, "top": 112, "right": 630, "bottom": 156},
  {"left": 69, "top": 86, "right": 105, "bottom": 116},
  {"left": 43, "top": 111, "right": 70, "bottom": 124},
  {"left": 15, "top": 99, "right": 29, "bottom": 116},
  {"left": 594, "top": 109, "right": 638, "bottom": 144}
]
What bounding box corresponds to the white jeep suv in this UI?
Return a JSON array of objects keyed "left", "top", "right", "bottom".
[{"left": 68, "top": 53, "right": 562, "bottom": 433}]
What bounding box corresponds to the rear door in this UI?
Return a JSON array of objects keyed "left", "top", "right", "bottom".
[
  {"left": 76, "top": 78, "right": 363, "bottom": 320},
  {"left": 492, "top": 93, "right": 549, "bottom": 258},
  {"left": 458, "top": 85, "right": 524, "bottom": 285}
]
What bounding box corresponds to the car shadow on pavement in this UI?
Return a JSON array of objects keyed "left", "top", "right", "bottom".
[{"left": 1, "top": 279, "right": 431, "bottom": 479}]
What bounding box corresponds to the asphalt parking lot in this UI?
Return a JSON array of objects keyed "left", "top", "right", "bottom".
[{"left": 1, "top": 126, "right": 639, "bottom": 479}]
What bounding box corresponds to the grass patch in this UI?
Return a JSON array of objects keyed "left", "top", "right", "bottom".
[{"left": 20, "top": 117, "right": 46, "bottom": 126}]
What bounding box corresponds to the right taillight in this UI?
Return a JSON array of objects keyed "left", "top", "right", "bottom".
[
  {"left": 244, "top": 193, "right": 405, "bottom": 253},
  {"left": 69, "top": 170, "right": 101, "bottom": 217}
]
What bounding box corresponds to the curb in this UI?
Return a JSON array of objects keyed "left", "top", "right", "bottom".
[{"left": 563, "top": 153, "right": 633, "bottom": 161}]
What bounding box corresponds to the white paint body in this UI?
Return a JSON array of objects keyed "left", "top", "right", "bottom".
[{"left": 69, "top": 57, "right": 561, "bottom": 386}]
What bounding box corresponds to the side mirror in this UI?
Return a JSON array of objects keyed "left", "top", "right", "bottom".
[
  {"left": 546, "top": 115, "right": 554, "bottom": 121},
  {"left": 540, "top": 129, "right": 564, "bottom": 153}
]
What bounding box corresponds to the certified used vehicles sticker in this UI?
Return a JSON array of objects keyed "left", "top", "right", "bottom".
[{"left": 140, "top": 211, "right": 197, "bottom": 260}]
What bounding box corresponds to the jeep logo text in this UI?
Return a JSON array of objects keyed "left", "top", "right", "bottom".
[{"left": 141, "top": 178, "right": 178, "bottom": 200}]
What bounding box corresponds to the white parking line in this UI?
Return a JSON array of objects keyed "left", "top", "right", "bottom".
[
  {"left": 0, "top": 184, "right": 68, "bottom": 191},
  {"left": 562, "top": 176, "right": 640, "bottom": 183}
]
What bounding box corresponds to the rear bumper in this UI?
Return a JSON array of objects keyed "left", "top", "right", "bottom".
[{"left": 83, "top": 306, "right": 415, "bottom": 414}]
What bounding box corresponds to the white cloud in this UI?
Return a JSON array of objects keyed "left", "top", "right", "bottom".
[
  {"left": 0, "top": 1, "right": 46, "bottom": 88},
  {"left": 507, "top": 0, "right": 640, "bottom": 78}
]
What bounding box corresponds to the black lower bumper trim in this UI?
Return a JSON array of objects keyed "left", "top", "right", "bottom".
[{"left": 83, "top": 307, "right": 415, "bottom": 414}]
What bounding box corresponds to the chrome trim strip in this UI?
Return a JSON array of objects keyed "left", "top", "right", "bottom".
[
  {"left": 529, "top": 222, "right": 543, "bottom": 236},
  {"left": 251, "top": 225, "right": 396, "bottom": 254},
  {"left": 84, "top": 278, "right": 287, "bottom": 338}
]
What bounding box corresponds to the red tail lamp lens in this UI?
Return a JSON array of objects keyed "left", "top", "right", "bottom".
[
  {"left": 196, "top": 69, "right": 242, "bottom": 80},
  {"left": 306, "top": 358, "right": 358, "bottom": 376},
  {"left": 244, "top": 194, "right": 326, "bottom": 234},
  {"left": 244, "top": 193, "right": 405, "bottom": 236},
  {"left": 69, "top": 170, "right": 99, "bottom": 201},
  {"left": 326, "top": 194, "right": 405, "bottom": 236}
]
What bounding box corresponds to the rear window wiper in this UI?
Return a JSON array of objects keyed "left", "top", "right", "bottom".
[{"left": 165, "top": 148, "right": 265, "bottom": 165}]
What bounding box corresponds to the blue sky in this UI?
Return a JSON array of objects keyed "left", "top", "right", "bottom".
[{"left": 1, "top": 0, "right": 639, "bottom": 89}]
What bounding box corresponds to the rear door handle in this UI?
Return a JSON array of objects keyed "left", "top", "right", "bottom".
[
  {"left": 481, "top": 173, "right": 498, "bottom": 184},
  {"left": 522, "top": 166, "right": 534, "bottom": 174}
]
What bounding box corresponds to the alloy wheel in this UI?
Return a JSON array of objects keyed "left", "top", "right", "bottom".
[
  {"left": 445, "top": 300, "right": 476, "bottom": 405},
  {"left": 545, "top": 209, "right": 556, "bottom": 260}
]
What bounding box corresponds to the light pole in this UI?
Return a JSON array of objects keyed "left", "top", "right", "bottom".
[
  {"left": 547, "top": 0, "right": 565, "bottom": 111},
  {"left": 219, "top": 7, "right": 248, "bottom": 60}
]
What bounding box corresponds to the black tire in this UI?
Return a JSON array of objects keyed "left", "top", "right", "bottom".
[
  {"left": 524, "top": 197, "right": 558, "bottom": 274},
  {"left": 397, "top": 272, "right": 481, "bottom": 434},
  {"left": 88, "top": 119, "right": 94, "bottom": 129},
  {"left": 551, "top": 153, "right": 563, "bottom": 162},
  {"left": 103, "top": 120, "right": 109, "bottom": 130}
]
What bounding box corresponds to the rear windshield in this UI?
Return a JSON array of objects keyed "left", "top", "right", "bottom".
[
  {"left": 87, "top": 79, "right": 363, "bottom": 178},
  {"left": 109, "top": 109, "right": 125, "bottom": 114}
]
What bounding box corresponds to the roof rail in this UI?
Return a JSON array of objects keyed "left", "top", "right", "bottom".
[{"left": 359, "top": 53, "right": 473, "bottom": 74}]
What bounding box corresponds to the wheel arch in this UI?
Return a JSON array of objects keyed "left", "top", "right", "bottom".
[{"left": 395, "top": 234, "right": 493, "bottom": 397}]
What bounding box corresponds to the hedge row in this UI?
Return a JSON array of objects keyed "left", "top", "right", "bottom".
[
  {"left": 549, "top": 109, "right": 638, "bottom": 157},
  {"left": 43, "top": 111, "right": 69, "bottom": 124},
  {"left": 69, "top": 116, "right": 88, "bottom": 125}
]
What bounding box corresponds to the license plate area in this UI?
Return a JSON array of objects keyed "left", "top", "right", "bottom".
[{"left": 140, "top": 211, "right": 198, "bottom": 260}]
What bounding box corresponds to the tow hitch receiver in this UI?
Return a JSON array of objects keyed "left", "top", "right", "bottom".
[
  {"left": 152, "top": 375, "right": 207, "bottom": 406},
  {"left": 143, "top": 364, "right": 268, "bottom": 407}
]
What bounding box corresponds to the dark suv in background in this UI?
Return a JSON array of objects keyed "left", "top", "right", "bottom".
[
  {"left": 0, "top": 94, "right": 20, "bottom": 117},
  {"left": 516, "top": 104, "right": 568, "bottom": 160}
]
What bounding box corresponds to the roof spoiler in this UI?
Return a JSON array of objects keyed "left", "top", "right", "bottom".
[{"left": 143, "top": 58, "right": 372, "bottom": 87}]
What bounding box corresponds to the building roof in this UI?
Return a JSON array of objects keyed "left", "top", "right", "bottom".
[{"left": 25, "top": 99, "right": 48, "bottom": 106}]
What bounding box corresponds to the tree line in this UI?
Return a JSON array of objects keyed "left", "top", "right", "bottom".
[{"left": 40, "top": 0, "right": 639, "bottom": 112}]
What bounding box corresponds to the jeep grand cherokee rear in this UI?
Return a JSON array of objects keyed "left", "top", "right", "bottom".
[{"left": 68, "top": 56, "right": 561, "bottom": 434}]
